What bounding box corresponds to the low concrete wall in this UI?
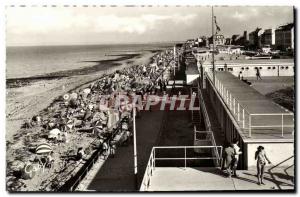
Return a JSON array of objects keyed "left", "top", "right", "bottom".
[{"left": 246, "top": 142, "right": 294, "bottom": 167}]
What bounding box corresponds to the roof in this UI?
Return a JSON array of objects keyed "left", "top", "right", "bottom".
[
  {"left": 203, "top": 58, "right": 294, "bottom": 66},
  {"left": 276, "top": 23, "right": 294, "bottom": 31}
]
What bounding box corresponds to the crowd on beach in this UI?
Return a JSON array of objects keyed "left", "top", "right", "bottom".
[{"left": 7, "top": 49, "right": 175, "bottom": 191}]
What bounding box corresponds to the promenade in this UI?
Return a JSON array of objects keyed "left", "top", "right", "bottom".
[{"left": 148, "top": 166, "right": 294, "bottom": 191}]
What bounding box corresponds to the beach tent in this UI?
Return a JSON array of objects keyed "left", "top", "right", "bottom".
[
  {"left": 36, "top": 143, "right": 53, "bottom": 154},
  {"left": 48, "top": 128, "right": 61, "bottom": 139}
]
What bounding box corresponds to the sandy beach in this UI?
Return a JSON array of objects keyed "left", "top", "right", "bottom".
[
  {"left": 6, "top": 49, "right": 159, "bottom": 191},
  {"left": 6, "top": 51, "right": 155, "bottom": 142}
]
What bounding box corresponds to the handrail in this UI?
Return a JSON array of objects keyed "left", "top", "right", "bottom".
[
  {"left": 205, "top": 70, "right": 294, "bottom": 138},
  {"left": 194, "top": 130, "right": 221, "bottom": 167},
  {"left": 140, "top": 148, "right": 155, "bottom": 191},
  {"left": 197, "top": 84, "right": 212, "bottom": 131},
  {"left": 140, "top": 145, "right": 223, "bottom": 191},
  {"left": 58, "top": 117, "right": 127, "bottom": 191}
]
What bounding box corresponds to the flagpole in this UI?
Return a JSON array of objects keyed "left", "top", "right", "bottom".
[{"left": 211, "top": 6, "right": 215, "bottom": 85}]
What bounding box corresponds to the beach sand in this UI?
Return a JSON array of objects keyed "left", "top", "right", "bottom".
[
  {"left": 6, "top": 51, "right": 155, "bottom": 142},
  {"left": 6, "top": 50, "right": 157, "bottom": 191}
]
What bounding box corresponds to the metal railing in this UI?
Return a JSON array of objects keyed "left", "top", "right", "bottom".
[
  {"left": 205, "top": 70, "right": 294, "bottom": 138},
  {"left": 194, "top": 130, "right": 221, "bottom": 167},
  {"left": 57, "top": 118, "right": 127, "bottom": 191},
  {"left": 140, "top": 145, "right": 223, "bottom": 191},
  {"left": 195, "top": 84, "right": 212, "bottom": 131}
]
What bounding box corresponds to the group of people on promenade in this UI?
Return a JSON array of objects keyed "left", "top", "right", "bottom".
[{"left": 223, "top": 139, "right": 271, "bottom": 185}]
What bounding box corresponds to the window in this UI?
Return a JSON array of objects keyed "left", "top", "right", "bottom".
[
  {"left": 281, "top": 66, "right": 284, "bottom": 69},
  {"left": 241, "top": 67, "right": 244, "bottom": 70},
  {"left": 259, "top": 67, "right": 262, "bottom": 69},
  {"left": 273, "top": 66, "right": 276, "bottom": 69},
  {"left": 246, "top": 67, "right": 249, "bottom": 70},
  {"left": 267, "top": 67, "right": 271, "bottom": 69},
  {"left": 285, "top": 66, "right": 289, "bottom": 69},
  {"left": 218, "top": 68, "right": 224, "bottom": 71},
  {"left": 228, "top": 67, "right": 233, "bottom": 71}
]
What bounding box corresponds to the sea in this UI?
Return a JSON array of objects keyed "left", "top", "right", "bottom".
[{"left": 6, "top": 43, "right": 172, "bottom": 79}]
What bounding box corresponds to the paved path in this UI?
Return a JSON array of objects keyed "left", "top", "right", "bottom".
[{"left": 148, "top": 166, "right": 294, "bottom": 191}]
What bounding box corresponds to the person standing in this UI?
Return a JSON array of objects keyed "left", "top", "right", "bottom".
[
  {"left": 224, "top": 63, "right": 228, "bottom": 71},
  {"left": 256, "top": 68, "right": 262, "bottom": 80},
  {"left": 232, "top": 138, "right": 242, "bottom": 177},
  {"left": 223, "top": 142, "right": 235, "bottom": 178},
  {"left": 238, "top": 71, "right": 243, "bottom": 80},
  {"left": 255, "top": 146, "right": 271, "bottom": 185}
]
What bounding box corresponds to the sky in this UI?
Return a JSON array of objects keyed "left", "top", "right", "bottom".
[{"left": 6, "top": 6, "right": 294, "bottom": 46}]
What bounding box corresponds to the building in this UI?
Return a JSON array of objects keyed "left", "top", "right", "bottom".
[
  {"left": 275, "top": 23, "right": 294, "bottom": 51},
  {"left": 261, "top": 28, "right": 275, "bottom": 47},
  {"left": 249, "top": 28, "right": 263, "bottom": 49},
  {"left": 208, "top": 34, "right": 226, "bottom": 46}
]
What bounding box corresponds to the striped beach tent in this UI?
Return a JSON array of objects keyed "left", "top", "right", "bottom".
[{"left": 36, "top": 143, "right": 53, "bottom": 154}]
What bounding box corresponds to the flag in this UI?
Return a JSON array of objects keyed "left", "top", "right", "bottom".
[{"left": 214, "top": 16, "right": 221, "bottom": 34}]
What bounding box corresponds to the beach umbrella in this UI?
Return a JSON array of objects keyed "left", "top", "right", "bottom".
[
  {"left": 36, "top": 143, "right": 52, "bottom": 154},
  {"left": 83, "top": 88, "right": 91, "bottom": 95},
  {"left": 70, "top": 92, "right": 78, "bottom": 100}
]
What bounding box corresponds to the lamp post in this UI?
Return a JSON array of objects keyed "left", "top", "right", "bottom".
[{"left": 133, "top": 106, "right": 138, "bottom": 189}]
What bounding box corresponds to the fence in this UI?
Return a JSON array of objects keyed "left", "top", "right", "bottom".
[
  {"left": 57, "top": 118, "right": 128, "bottom": 191},
  {"left": 140, "top": 145, "right": 223, "bottom": 191},
  {"left": 205, "top": 70, "right": 294, "bottom": 138}
]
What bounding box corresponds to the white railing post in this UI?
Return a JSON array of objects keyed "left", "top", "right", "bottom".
[
  {"left": 226, "top": 90, "right": 228, "bottom": 104},
  {"left": 242, "top": 109, "right": 245, "bottom": 128},
  {"left": 233, "top": 99, "right": 236, "bottom": 115},
  {"left": 238, "top": 103, "right": 240, "bottom": 121},
  {"left": 184, "top": 147, "right": 187, "bottom": 169},
  {"left": 229, "top": 93, "right": 232, "bottom": 110},
  {"left": 249, "top": 114, "right": 252, "bottom": 137},
  {"left": 281, "top": 114, "right": 284, "bottom": 137},
  {"left": 153, "top": 148, "right": 156, "bottom": 170},
  {"left": 222, "top": 84, "right": 224, "bottom": 98}
]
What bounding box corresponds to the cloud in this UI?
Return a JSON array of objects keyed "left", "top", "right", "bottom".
[
  {"left": 6, "top": 7, "right": 197, "bottom": 36},
  {"left": 231, "top": 11, "right": 247, "bottom": 21},
  {"left": 5, "top": 6, "right": 293, "bottom": 45}
]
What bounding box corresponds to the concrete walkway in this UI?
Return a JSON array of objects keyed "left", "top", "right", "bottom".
[{"left": 147, "top": 166, "right": 294, "bottom": 191}]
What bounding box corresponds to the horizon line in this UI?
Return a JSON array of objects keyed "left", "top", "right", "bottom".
[{"left": 6, "top": 40, "right": 185, "bottom": 47}]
